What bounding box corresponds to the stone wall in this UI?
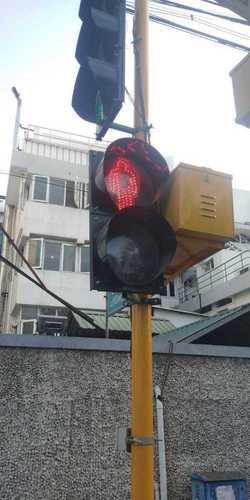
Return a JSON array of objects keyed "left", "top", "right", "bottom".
[{"left": 0, "top": 345, "right": 249, "bottom": 499}]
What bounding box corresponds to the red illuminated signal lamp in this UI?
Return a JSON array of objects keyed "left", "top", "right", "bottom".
[
  {"left": 105, "top": 157, "right": 142, "bottom": 211},
  {"left": 96, "top": 137, "right": 170, "bottom": 210}
]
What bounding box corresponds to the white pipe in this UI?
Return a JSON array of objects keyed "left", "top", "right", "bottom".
[
  {"left": 11, "top": 87, "right": 22, "bottom": 151},
  {"left": 155, "top": 385, "right": 168, "bottom": 500}
]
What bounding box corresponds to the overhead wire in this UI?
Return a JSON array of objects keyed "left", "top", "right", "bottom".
[
  {"left": 147, "top": 1, "right": 250, "bottom": 40},
  {"left": 0, "top": 254, "right": 105, "bottom": 332},
  {"left": 149, "top": 0, "right": 249, "bottom": 25},
  {"left": 126, "top": 5, "right": 250, "bottom": 51},
  {"left": 0, "top": 169, "right": 90, "bottom": 197},
  {"left": 147, "top": 1, "right": 250, "bottom": 39}
]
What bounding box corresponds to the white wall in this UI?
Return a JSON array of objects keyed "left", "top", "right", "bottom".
[
  {"left": 21, "top": 201, "right": 89, "bottom": 243},
  {"left": 233, "top": 189, "right": 250, "bottom": 224},
  {"left": 12, "top": 151, "right": 89, "bottom": 181},
  {"left": 153, "top": 307, "right": 206, "bottom": 327},
  {"left": 14, "top": 271, "right": 105, "bottom": 311}
]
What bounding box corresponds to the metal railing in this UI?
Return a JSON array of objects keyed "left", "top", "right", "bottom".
[
  {"left": 19, "top": 124, "right": 108, "bottom": 164},
  {"left": 24, "top": 124, "right": 109, "bottom": 149},
  {"left": 178, "top": 249, "right": 250, "bottom": 304}
]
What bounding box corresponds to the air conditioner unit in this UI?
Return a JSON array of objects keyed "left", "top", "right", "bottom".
[{"left": 37, "top": 316, "right": 67, "bottom": 336}]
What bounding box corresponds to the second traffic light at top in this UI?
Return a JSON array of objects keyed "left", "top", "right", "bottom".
[
  {"left": 89, "top": 138, "right": 177, "bottom": 294},
  {"left": 72, "top": 0, "right": 126, "bottom": 125}
]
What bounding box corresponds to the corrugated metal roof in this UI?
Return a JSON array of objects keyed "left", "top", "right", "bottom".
[
  {"left": 154, "top": 304, "right": 250, "bottom": 345},
  {"left": 72, "top": 311, "right": 175, "bottom": 334}
]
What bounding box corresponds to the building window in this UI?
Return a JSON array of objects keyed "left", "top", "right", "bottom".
[
  {"left": 49, "top": 177, "right": 65, "bottom": 206},
  {"left": 28, "top": 239, "right": 82, "bottom": 272},
  {"left": 80, "top": 245, "right": 90, "bottom": 272},
  {"left": 22, "top": 306, "right": 38, "bottom": 319},
  {"left": 31, "top": 176, "right": 88, "bottom": 209},
  {"left": 28, "top": 239, "right": 43, "bottom": 268},
  {"left": 44, "top": 241, "right": 61, "bottom": 271},
  {"left": 21, "top": 320, "right": 37, "bottom": 335},
  {"left": 169, "top": 281, "right": 175, "bottom": 297},
  {"left": 164, "top": 280, "right": 176, "bottom": 297},
  {"left": 63, "top": 244, "right": 76, "bottom": 272},
  {"left": 28, "top": 239, "right": 90, "bottom": 273},
  {"left": 33, "top": 176, "right": 48, "bottom": 201},
  {"left": 39, "top": 307, "right": 57, "bottom": 316},
  {"left": 65, "top": 180, "right": 77, "bottom": 208}
]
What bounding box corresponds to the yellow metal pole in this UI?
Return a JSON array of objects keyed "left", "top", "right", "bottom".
[
  {"left": 131, "top": 1, "right": 154, "bottom": 500},
  {"left": 131, "top": 302, "right": 153, "bottom": 500},
  {"left": 134, "top": 0, "right": 149, "bottom": 138}
]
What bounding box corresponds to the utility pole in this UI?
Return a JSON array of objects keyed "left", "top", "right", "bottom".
[{"left": 131, "top": 1, "right": 154, "bottom": 500}]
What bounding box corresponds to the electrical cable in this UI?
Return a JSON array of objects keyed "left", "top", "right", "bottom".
[
  {"left": 160, "top": 340, "right": 174, "bottom": 397},
  {"left": 148, "top": 0, "right": 248, "bottom": 25},
  {"left": 127, "top": 6, "right": 250, "bottom": 51},
  {"left": 0, "top": 254, "right": 105, "bottom": 332},
  {"left": 146, "top": 2, "right": 250, "bottom": 40},
  {"left": 0, "top": 222, "right": 45, "bottom": 288},
  {"left": 146, "top": 1, "right": 250, "bottom": 40},
  {"left": 0, "top": 169, "right": 89, "bottom": 199}
]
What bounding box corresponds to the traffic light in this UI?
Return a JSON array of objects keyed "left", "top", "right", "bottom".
[
  {"left": 89, "top": 138, "right": 176, "bottom": 294},
  {"left": 72, "top": 0, "right": 126, "bottom": 125}
]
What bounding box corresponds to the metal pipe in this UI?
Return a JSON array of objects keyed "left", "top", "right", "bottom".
[
  {"left": 11, "top": 87, "right": 22, "bottom": 151},
  {"left": 155, "top": 385, "right": 168, "bottom": 500},
  {"left": 105, "top": 294, "right": 109, "bottom": 338}
]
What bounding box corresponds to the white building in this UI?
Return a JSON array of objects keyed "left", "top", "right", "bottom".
[
  {"left": 177, "top": 188, "right": 250, "bottom": 315},
  {"left": 0, "top": 125, "right": 111, "bottom": 334}
]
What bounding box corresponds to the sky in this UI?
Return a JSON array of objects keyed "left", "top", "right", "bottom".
[{"left": 0, "top": 0, "right": 250, "bottom": 197}]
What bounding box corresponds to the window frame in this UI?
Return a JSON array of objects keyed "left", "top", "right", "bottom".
[
  {"left": 62, "top": 242, "right": 76, "bottom": 272},
  {"left": 65, "top": 180, "right": 77, "bottom": 208},
  {"left": 48, "top": 177, "right": 66, "bottom": 207},
  {"left": 31, "top": 175, "right": 88, "bottom": 209},
  {"left": 32, "top": 175, "right": 49, "bottom": 202},
  {"left": 80, "top": 244, "right": 90, "bottom": 273},
  {"left": 29, "top": 238, "right": 77, "bottom": 272},
  {"left": 43, "top": 239, "right": 62, "bottom": 272},
  {"left": 82, "top": 182, "right": 89, "bottom": 209},
  {"left": 21, "top": 319, "right": 37, "bottom": 335},
  {"left": 28, "top": 238, "right": 43, "bottom": 269}
]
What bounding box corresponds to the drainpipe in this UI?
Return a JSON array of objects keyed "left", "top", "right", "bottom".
[
  {"left": 11, "top": 87, "right": 22, "bottom": 151},
  {"left": 155, "top": 385, "right": 168, "bottom": 500}
]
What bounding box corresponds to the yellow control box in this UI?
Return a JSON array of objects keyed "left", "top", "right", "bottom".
[{"left": 162, "top": 163, "right": 234, "bottom": 280}]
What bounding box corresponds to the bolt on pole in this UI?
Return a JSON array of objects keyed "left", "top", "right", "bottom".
[{"left": 131, "top": 1, "right": 154, "bottom": 499}]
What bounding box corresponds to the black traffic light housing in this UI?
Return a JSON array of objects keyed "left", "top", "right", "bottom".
[
  {"left": 72, "top": 0, "right": 126, "bottom": 125},
  {"left": 89, "top": 139, "right": 176, "bottom": 293}
]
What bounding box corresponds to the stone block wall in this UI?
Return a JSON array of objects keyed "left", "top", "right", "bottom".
[{"left": 0, "top": 346, "right": 249, "bottom": 499}]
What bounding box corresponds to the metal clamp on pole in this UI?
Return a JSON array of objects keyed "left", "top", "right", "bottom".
[
  {"left": 129, "top": 436, "right": 155, "bottom": 446},
  {"left": 126, "top": 428, "right": 155, "bottom": 453},
  {"left": 125, "top": 293, "right": 161, "bottom": 306}
]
